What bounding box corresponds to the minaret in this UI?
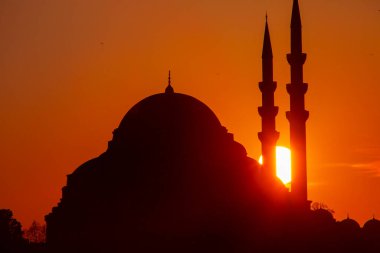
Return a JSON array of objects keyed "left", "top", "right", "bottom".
[
  {"left": 286, "top": 0, "right": 309, "bottom": 206},
  {"left": 258, "top": 16, "right": 279, "bottom": 178}
]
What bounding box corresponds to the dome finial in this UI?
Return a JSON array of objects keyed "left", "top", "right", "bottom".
[{"left": 165, "top": 70, "right": 174, "bottom": 94}]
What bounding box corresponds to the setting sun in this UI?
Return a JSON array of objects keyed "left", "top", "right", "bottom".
[{"left": 259, "top": 146, "right": 291, "bottom": 185}]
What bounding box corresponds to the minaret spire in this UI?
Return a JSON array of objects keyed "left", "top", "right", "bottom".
[
  {"left": 258, "top": 15, "right": 279, "bottom": 178},
  {"left": 263, "top": 15, "right": 273, "bottom": 59},
  {"left": 165, "top": 70, "right": 174, "bottom": 94},
  {"left": 291, "top": 0, "right": 302, "bottom": 28},
  {"left": 286, "top": 0, "right": 309, "bottom": 207}
]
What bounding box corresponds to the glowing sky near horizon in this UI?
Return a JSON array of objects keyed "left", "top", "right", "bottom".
[{"left": 0, "top": 0, "right": 380, "bottom": 227}]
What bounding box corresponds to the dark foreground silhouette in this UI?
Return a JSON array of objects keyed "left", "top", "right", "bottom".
[{"left": 0, "top": 209, "right": 46, "bottom": 253}]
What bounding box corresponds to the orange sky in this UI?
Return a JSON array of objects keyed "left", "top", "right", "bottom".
[{"left": 0, "top": 0, "right": 380, "bottom": 228}]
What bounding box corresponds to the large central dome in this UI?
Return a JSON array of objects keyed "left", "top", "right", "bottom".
[
  {"left": 110, "top": 92, "right": 225, "bottom": 149},
  {"left": 121, "top": 92, "right": 221, "bottom": 131}
]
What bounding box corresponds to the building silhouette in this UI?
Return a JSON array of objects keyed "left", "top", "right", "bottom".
[{"left": 44, "top": 1, "right": 308, "bottom": 252}]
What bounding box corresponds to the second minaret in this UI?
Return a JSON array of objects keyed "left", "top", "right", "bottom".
[{"left": 286, "top": 0, "right": 309, "bottom": 206}]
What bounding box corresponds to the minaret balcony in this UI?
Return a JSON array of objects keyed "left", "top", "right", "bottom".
[
  {"left": 286, "top": 110, "right": 309, "bottom": 122},
  {"left": 258, "top": 106, "right": 279, "bottom": 117},
  {"left": 259, "top": 81, "right": 277, "bottom": 93},
  {"left": 258, "top": 131, "right": 280, "bottom": 143},
  {"left": 287, "top": 53, "right": 306, "bottom": 65},
  {"left": 286, "top": 83, "right": 308, "bottom": 95}
]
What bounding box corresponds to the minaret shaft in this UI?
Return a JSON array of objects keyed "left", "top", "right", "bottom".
[
  {"left": 258, "top": 18, "right": 279, "bottom": 177},
  {"left": 286, "top": 0, "right": 309, "bottom": 205}
]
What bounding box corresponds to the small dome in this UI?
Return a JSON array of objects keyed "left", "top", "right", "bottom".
[
  {"left": 311, "top": 208, "right": 335, "bottom": 226},
  {"left": 338, "top": 218, "right": 361, "bottom": 233},
  {"left": 363, "top": 218, "right": 380, "bottom": 235}
]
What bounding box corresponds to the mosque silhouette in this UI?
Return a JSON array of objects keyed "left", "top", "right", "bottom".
[{"left": 45, "top": 1, "right": 380, "bottom": 253}]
